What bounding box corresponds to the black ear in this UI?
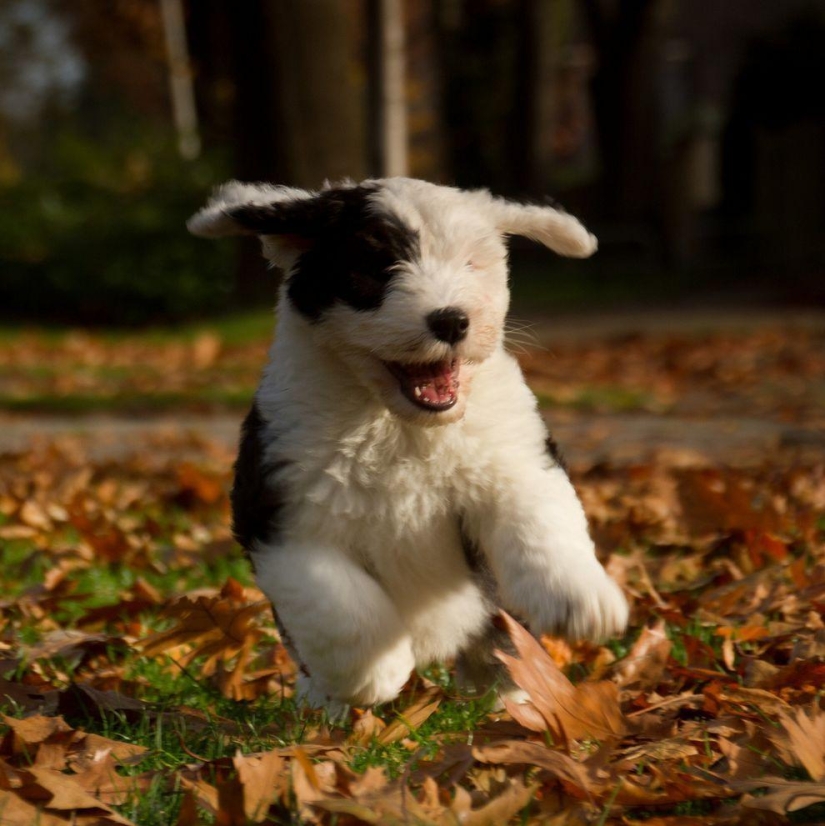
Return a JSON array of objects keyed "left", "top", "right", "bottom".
[
  {"left": 228, "top": 185, "right": 387, "bottom": 238},
  {"left": 225, "top": 197, "right": 336, "bottom": 239},
  {"left": 186, "top": 181, "right": 317, "bottom": 238}
]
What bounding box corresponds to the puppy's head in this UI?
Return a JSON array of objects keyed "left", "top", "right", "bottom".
[{"left": 188, "top": 178, "right": 596, "bottom": 425}]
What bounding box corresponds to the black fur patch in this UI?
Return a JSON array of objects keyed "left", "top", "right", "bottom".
[
  {"left": 544, "top": 434, "right": 568, "bottom": 473},
  {"left": 456, "top": 615, "right": 517, "bottom": 696},
  {"left": 229, "top": 185, "right": 420, "bottom": 320},
  {"left": 456, "top": 518, "right": 516, "bottom": 695},
  {"left": 231, "top": 403, "right": 289, "bottom": 553},
  {"left": 458, "top": 517, "right": 498, "bottom": 600}
]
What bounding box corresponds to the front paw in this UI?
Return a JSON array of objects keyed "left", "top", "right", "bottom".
[
  {"left": 513, "top": 563, "right": 629, "bottom": 642},
  {"left": 295, "top": 675, "right": 351, "bottom": 722}
]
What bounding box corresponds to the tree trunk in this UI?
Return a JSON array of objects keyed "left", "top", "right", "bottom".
[
  {"left": 583, "top": 0, "right": 663, "bottom": 219},
  {"left": 263, "top": 0, "right": 366, "bottom": 188},
  {"left": 187, "top": 0, "right": 366, "bottom": 302}
]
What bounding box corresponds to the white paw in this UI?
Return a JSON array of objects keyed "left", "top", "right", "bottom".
[
  {"left": 492, "top": 686, "right": 531, "bottom": 712},
  {"left": 295, "top": 676, "right": 351, "bottom": 722},
  {"left": 294, "top": 639, "right": 415, "bottom": 710},
  {"left": 350, "top": 642, "right": 416, "bottom": 706},
  {"left": 514, "top": 562, "right": 628, "bottom": 642}
]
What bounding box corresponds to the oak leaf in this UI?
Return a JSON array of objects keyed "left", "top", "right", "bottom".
[
  {"left": 495, "top": 611, "right": 627, "bottom": 742},
  {"left": 769, "top": 705, "right": 825, "bottom": 781},
  {"left": 377, "top": 687, "right": 442, "bottom": 744},
  {"left": 734, "top": 777, "right": 825, "bottom": 815},
  {"left": 139, "top": 583, "right": 269, "bottom": 699},
  {"left": 608, "top": 620, "right": 671, "bottom": 689}
]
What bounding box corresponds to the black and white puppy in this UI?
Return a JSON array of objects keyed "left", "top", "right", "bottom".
[{"left": 189, "top": 178, "right": 628, "bottom": 713}]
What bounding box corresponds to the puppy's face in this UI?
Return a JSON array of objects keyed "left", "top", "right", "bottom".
[{"left": 189, "top": 178, "right": 597, "bottom": 425}]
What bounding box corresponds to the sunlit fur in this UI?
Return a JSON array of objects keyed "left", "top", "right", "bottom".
[{"left": 189, "top": 177, "right": 627, "bottom": 713}]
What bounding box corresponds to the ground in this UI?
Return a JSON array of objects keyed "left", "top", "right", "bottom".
[{"left": 0, "top": 307, "right": 823, "bottom": 825}]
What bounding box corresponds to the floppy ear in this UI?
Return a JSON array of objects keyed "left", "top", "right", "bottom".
[
  {"left": 186, "top": 181, "right": 316, "bottom": 238},
  {"left": 187, "top": 180, "right": 328, "bottom": 269},
  {"left": 489, "top": 196, "right": 598, "bottom": 258}
]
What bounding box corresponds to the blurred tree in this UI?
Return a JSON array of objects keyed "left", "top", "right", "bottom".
[
  {"left": 722, "top": 9, "right": 825, "bottom": 294},
  {"left": 367, "top": 0, "right": 408, "bottom": 177},
  {"left": 437, "top": 0, "right": 524, "bottom": 193},
  {"left": 402, "top": 0, "right": 446, "bottom": 181},
  {"left": 582, "top": 0, "right": 663, "bottom": 220},
  {"left": 187, "top": 0, "right": 366, "bottom": 302}
]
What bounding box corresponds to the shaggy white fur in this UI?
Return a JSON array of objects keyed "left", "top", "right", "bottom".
[{"left": 189, "top": 177, "right": 628, "bottom": 713}]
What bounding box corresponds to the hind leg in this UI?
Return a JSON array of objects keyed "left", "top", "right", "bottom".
[{"left": 251, "top": 541, "right": 415, "bottom": 709}]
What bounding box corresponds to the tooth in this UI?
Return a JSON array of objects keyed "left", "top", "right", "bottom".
[{"left": 414, "top": 387, "right": 422, "bottom": 398}]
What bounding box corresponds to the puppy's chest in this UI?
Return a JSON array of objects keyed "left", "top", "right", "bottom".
[{"left": 286, "top": 425, "right": 469, "bottom": 551}]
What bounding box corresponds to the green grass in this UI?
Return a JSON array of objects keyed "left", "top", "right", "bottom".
[
  {"left": 1, "top": 388, "right": 254, "bottom": 415},
  {"left": 535, "top": 386, "right": 659, "bottom": 414},
  {"left": 0, "top": 309, "right": 275, "bottom": 348},
  {"left": 0, "top": 507, "right": 505, "bottom": 825}
]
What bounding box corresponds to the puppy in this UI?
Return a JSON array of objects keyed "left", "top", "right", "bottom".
[{"left": 189, "top": 178, "right": 628, "bottom": 713}]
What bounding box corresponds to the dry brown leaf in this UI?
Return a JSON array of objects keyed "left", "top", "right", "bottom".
[
  {"left": 0, "top": 714, "right": 74, "bottom": 765},
  {"left": 175, "top": 462, "right": 225, "bottom": 506},
  {"left": 377, "top": 687, "right": 442, "bottom": 744},
  {"left": 717, "top": 734, "right": 774, "bottom": 782},
  {"left": 1, "top": 714, "right": 73, "bottom": 747},
  {"left": 19, "top": 500, "right": 51, "bottom": 531},
  {"left": 769, "top": 705, "right": 825, "bottom": 781},
  {"left": 291, "top": 755, "right": 338, "bottom": 822},
  {"left": 5, "top": 765, "right": 137, "bottom": 824},
  {"left": 609, "top": 620, "right": 672, "bottom": 689},
  {"left": 178, "top": 776, "right": 219, "bottom": 818},
  {"left": 617, "top": 738, "right": 698, "bottom": 765},
  {"left": 347, "top": 765, "right": 388, "bottom": 798},
  {"left": 472, "top": 741, "right": 591, "bottom": 794},
  {"left": 70, "top": 750, "right": 145, "bottom": 805},
  {"left": 351, "top": 709, "right": 387, "bottom": 745},
  {"left": 80, "top": 733, "right": 147, "bottom": 764},
  {"left": 310, "top": 797, "right": 385, "bottom": 823},
  {"left": 192, "top": 332, "right": 222, "bottom": 369},
  {"left": 459, "top": 777, "right": 538, "bottom": 826},
  {"left": 715, "top": 684, "right": 791, "bottom": 717},
  {"left": 233, "top": 749, "right": 288, "bottom": 823},
  {"left": 24, "top": 630, "right": 115, "bottom": 666},
  {"left": 735, "top": 777, "right": 825, "bottom": 814},
  {"left": 495, "top": 612, "right": 627, "bottom": 742},
  {"left": 0, "top": 789, "right": 69, "bottom": 826},
  {"left": 175, "top": 787, "right": 202, "bottom": 826},
  {"left": 139, "top": 589, "right": 268, "bottom": 698}
]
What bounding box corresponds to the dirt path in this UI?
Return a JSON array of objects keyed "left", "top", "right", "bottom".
[
  {"left": 1, "top": 410, "right": 822, "bottom": 468},
  {"left": 1, "top": 308, "right": 821, "bottom": 468}
]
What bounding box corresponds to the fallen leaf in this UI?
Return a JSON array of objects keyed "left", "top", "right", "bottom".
[
  {"left": 495, "top": 611, "right": 627, "bottom": 742},
  {"left": 735, "top": 777, "right": 825, "bottom": 814},
  {"left": 769, "top": 705, "right": 825, "bottom": 781},
  {"left": 609, "top": 620, "right": 672, "bottom": 689},
  {"left": 460, "top": 777, "right": 537, "bottom": 826},
  {"left": 377, "top": 687, "right": 442, "bottom": 744},
  {"left": 472, "top": 741, "right": 591, "bottom": 794},
  {"left": 229, "top": 749, "right": 288, "bottom": 823}
]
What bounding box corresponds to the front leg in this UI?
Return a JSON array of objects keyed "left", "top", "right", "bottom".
[
  {"left": 251, "top": 541, "right": 415, "bottom": 709},
  {"left": 469, "top": 462, "right": 628, "bottom": 642}
]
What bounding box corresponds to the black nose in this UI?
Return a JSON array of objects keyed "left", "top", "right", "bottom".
[{"left": 426, "top": 307, "right": 470, "bottom": 345}]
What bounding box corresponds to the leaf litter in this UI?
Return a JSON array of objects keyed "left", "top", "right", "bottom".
[{"left": 0, "top": 322, "right": 824, "bottom": 824}]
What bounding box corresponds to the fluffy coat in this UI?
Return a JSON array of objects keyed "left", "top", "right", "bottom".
[{"left": 189, "top": 178, "right": 628, "bottom": 713}]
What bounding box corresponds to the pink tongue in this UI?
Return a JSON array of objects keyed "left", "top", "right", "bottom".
[{"left": 404, "top": 361, "right": 457, "bottom": 405}]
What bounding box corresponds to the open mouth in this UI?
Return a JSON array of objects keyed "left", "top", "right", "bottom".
[{"left": 385, "top": 358, "right": 460, "bottom": 411}]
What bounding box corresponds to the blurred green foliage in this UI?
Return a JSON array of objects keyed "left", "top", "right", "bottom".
[{"left": 0, "top": 119, "right": 233, "bottom": 325}]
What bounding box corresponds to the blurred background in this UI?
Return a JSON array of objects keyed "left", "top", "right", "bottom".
[{"left": 2, "top": 0, "right": 825, "bottom": 325}]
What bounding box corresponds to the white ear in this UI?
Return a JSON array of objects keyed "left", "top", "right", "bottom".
[
  {"left": 490, "top": 197, "right": 598, "bottom": 258},
  {"left": 186, "top": 181, "right": 314, "bottom": 238}
]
